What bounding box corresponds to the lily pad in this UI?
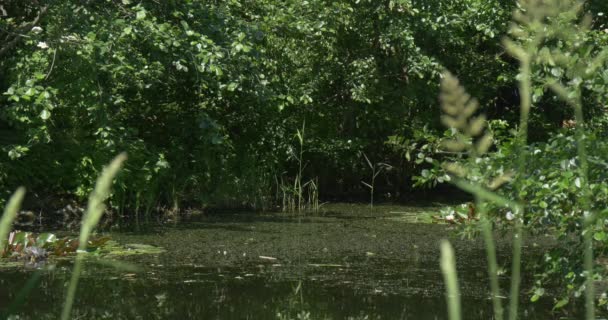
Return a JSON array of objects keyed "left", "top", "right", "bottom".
[{"left": 1, "top": 232, "right": 166, "bottom": 270}]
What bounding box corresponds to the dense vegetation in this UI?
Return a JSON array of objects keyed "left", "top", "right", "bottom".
[
  {"left": 1, "top": 0, "right": 522, "bottom": 211},
  {"left": 2, "top": 0, "right": 608, "bottom": 314}
]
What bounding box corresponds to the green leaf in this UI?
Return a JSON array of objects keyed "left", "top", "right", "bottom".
[
  {"left": 36, "top": 233, "right": 57, "bottom": 246},
  {"left": 530, "top": 287, "right": 544, "bottom": 302},
  {"left": 40, "top": 109, "right": 51, "bottom": 120},
  {"left": 136, "top": 10, "right": 146, "bottom": 20},
  {"left": 553, "top": 298, "right": 569, "bottom": 309},
  {"left": 227, "top": 82, "right": 238, "bottom": 91}
]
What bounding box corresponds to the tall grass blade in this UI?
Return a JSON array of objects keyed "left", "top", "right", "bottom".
[
  {"left": 508, "top": 49, "right": 531, "bottom": 320},
  {"left": 508, "top": 219, "right": 523, "bottom": 320},
  {"left": 569, "top": 92, "right": 595, "bottom": 320},
  {"left": 480, "top": 211, "right": 504, "bottom": 320},
  {"left": 0, "top": 187, "right": 26, "bottom": 254},
  {"left": 440, "top": 240, "right": 461, "bottom": 320},
  {"left": 60, "top": 153, "right": 127, "bottom": 320}
]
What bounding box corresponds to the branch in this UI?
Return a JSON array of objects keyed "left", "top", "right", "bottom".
[{"left": 0, "top": 5, "right": 49, "bottom": 58}]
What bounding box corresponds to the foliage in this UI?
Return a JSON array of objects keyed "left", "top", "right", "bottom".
[
  {"left": 434, "top": 0, "right": 608, "bottom": 318},
  {"left": 0, "top": 0, "right": 527, "bottom": 213}
]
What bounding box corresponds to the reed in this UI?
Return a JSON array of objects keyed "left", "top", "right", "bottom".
[
  {"left": 360, "top": 153, "right": 391, "bottom": 211},
  {"left": 279, "top": 121, "right": 322, "bottom": 214},
  {"left": 295, "top": 121, "right": 306, "bottom": 212},
  {"left": 279, "top": 176, "right": 320, "bottom": 214}
]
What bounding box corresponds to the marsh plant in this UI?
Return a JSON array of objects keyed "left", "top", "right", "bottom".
[
  {"left": 280, "top": 122, "right": 320, "bottom": 214},
  {"left": 438, "top": 0, "right": 608, "bottom": 319},
  {"left": 279, "top": 176, "right": 320, "bottom": 214},
  {"left": 360, "top": 153, "right": 391, "bottom": 210}
]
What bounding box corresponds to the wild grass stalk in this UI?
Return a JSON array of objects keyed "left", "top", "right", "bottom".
[
  {"left": 60, "top": 153, "right": 127, "bottom": 320},
  {"left": 550, "top": 85, "right": 596, "bottom": 320},
  {"left": 439, "top": 1, "right": 605, "bottom": 319},
  {"left": 507, "top": 45, "right": 531, "bottom": 320},
  {"left": 480, "top": 211, "right": 504, "bottom": 319},
  {"left": 574, "top": 93, "right": 595, "bottom": 320},
  {"left": 0, "top": 188, "right": 26, "bottom": 255},
  {"left": 440, "top": 72, "right": 509, "bottom": 319},
  {"left": 440, "top": 240, "right": 461, "bottom": 320}
]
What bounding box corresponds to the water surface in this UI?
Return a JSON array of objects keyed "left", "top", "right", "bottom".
[{"left": 0, "top": 204, "right": 557, "bottom": 319}]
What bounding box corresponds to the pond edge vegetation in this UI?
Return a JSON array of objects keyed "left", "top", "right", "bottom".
[{"left": 439, "top": 0, "right": 607, "bottom": 319}]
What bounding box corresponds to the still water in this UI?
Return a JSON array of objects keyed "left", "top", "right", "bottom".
[{"left": 0, "top": 204, "right": 557, "bottom": 319}]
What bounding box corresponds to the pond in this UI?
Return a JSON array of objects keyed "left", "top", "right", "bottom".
[{"left": 0, "top": 204, "right": 559, "bottom": 319}]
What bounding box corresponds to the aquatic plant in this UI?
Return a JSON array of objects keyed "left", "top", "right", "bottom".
[
  {"left": 1, "top": 231, "right": 111, "bottom": 260},
  {"left": 280, "top": 122, "right": 321, "bottom": 214}
]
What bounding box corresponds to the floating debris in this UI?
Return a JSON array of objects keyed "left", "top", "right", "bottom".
[{"left": 259, "top": 255, "right": 277, "bottom": 261}]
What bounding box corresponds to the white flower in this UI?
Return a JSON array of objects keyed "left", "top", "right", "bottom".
[
  {"left": 37, "top": 41, "right": 49, "bottom": 49},
  {"left": 31, "top": 26, "right": 43, "bottom": 34},
  {"left": 445, "top": 213, "right": 455, "bottom": 221},
  {"left": 506, "top": 211, "right": 515, "bottom": 221}
]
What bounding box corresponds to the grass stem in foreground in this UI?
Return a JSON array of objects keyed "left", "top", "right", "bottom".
[
  {"left": 440, "top": 240, "right": 461, "bottom": 320},
  {"left": 0, "top": 187, "right": 26, "bottom": 253},
  {"left": 60, "top": 153, "right": 127, "bottom": 320}
]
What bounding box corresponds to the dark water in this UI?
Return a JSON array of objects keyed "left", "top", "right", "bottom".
[{"left": 0, "top": 204, "right": 559, "bottom": 319}]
